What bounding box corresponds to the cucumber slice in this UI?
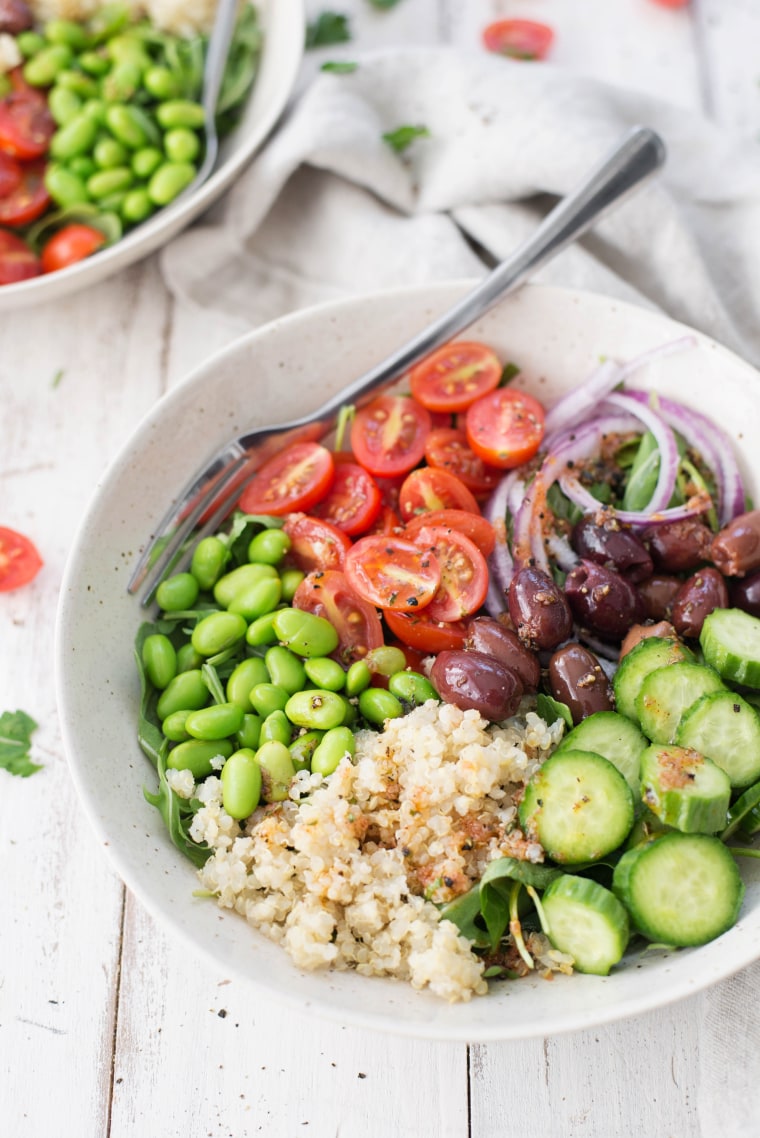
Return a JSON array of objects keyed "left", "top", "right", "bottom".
[
  {"left": 701, "top": 608, "right": 760, "bottom": 688},
  {"left": 676, "top": 691, "right": 760, "bottom": 788},
  {"left": 555, "top": 711, "right": 647, "bottom": 793},
  {"left": 519, "top": 749, "right": 635, "bottom": 864},
  {"left": 613, "top": 637, "right": 695, "bottom": 723},
  {"left": 541, "top": 875, "right": 629, "bottom": 976},
  {"left": 636, "top": 662, "right": 724, "bottom": 744},
  {"left": 640, "top": 744, "right": 731, "bottom": 833},
  {"left": 612, "top": 832, "right": 744, "bottom": 946}
]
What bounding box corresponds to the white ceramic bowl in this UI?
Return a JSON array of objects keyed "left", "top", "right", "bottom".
[
  {"left": 0, "top": 0, "right": 303, "bottom": 311},
  {"left": 56, "top": 283, "right": 760, "bottom": 1041}
]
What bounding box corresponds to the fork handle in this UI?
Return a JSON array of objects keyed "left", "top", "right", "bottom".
[
  {"left": 202, "top": 0, "right": 239, "bottom": 118},
  {"left": 302, "top": 126, "right": 665, "bottom": 426}
]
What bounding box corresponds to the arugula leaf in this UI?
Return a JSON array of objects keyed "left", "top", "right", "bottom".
[
  {"left": 536, "top": 693, "right": 573, "bottom": 730},
  {"left": 135, "top": 623, "right": 166, "bottom": 768},
  {"left": 306, "top": 11, "right": 351, "bottom": 48},
  {"left": 143, "top": 746, "right": 212, "bottom": 868},
  {"left": 546, "top": 481, "right": 583, "bottom": 526},
  {"left": 480, "top": 856, "right": 563, "bottom": 892},
  {"left": 321, "top": 60, "right": 358, "bottom": 73},
  {"left": 0, "top": 710, "right": 41, "bottom": 777},
  {"left": 382, "top": 124, "right": 430, "bottom": 153},
  {"left": 439, "top": 888, "right": 490, "bottom": 947},
  {"left": 216, "top": 4, "right": 263, "bottom": 133},
  {"left": 622, "top": 430, "right": 660, "bottom": 512},
  {"left": 224, "top": 512, "right": 284, "bottom": 568}
]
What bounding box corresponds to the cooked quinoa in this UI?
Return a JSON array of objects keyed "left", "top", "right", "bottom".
[
  {"left": 189, "top": 700, "right": 567, "bottom": 1002},
  {"left": 27, "top": 0, "right": 218, "bottom": 37}
]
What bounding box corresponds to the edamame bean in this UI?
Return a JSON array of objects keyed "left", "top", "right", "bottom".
[
  {"left": 345, "top": 659, "right": 371, "bottom": 697},
  {"left": 55, "top": 69, "right": 98, "bottom": 97},
  {"left": 44, "top": 19, "right": 90, "bottom": 50},
  {"left": 48, "top": 87, "right": 82, "bottom": 126},
  {"left": 265, "top": 645, "right": 306, "bottom": 695},
  {"left": 105, "top": 103, "right": 148, "bottom": 148},
  {"left": 156, "top": 99, "right": 206, "bottom": 129},
  {"left": 176, "top": 642, "right": 203, "bottom": 673},
  {"left": 161, "top": 710, "right": 192, "bottom": 743},
  {"left": 388, "top": 670, "right": 439, "bottom": 707},
  {"left": 247, "top": 528, "right": 290, "bottom": 566},
  {"left": 304, "top": 657, "right": 345, "bottom": 692},
  {"left": 285, "top": 690, "right": 347, "bottom": 731},
  {"left": 289, "top": 730, "right": 324, "bottom": 771},
  {"left": 155, "top": 571, "right": 199, "bottom": 613},
  {"left": 106, "top": 32, "right": 147, "bottom": 63},
  {"left": 366, "top": 645, "right": 407, "bottom": 677},
  {"left": 236, "top": 713, "right": 262, "bottom": 751},
  {"left": 16, "top": 31, "right": 45, "bottom": 58},
  {"left": 190, "top": 535, "right": 228, "bottom": 591},
  {"left": 358, "top": 687, "right": 404, "bottom": 726},
  {"left": 93, "top": 189, "right": 126, "bottom": 213},
  {"left": 163, "top": 127, "right": 200, "bottom": 164},
  {"left": 250, "top": 683, "right": 289, "bottom": 718},
  {"left": 23, "top": 44, "right": 72, "bottom": 87},
  {"left": 185, "top": 702, "right": 244, "bottom": 741},
  {"left": 213, "top": 562, "right": 277, "bottom": 608},
  {"left": 260, "top": 710, "right": 292, "bottom": 746},
  {"left": 245, "top": 610, "right": 282, "bottom": 648},
  {"left": 147, "top": 161, "right": 196, "bottom": 206},
  {"left": 87, "top": 165, "right": 133, "bottom": 198},
  {"left": 221, "top": 748, "right": 262, "bottom": 819},
  {"left": 143, "top": 64, "right": 181, "bottom": 100},
  {"left": 79, "top": 50, "right": 110, "bottom": 76},
  {"left": 311, "top": 726, "right": 356, "bottom": 777},
  {"left": 121, "top": 188, "right": 153, "bottom": 223},
  {"left": 94, "top": 136, "right": 127, "bottom": 169},
  {"left": 271, "top": 609, "right": 339, "bottom": 658},
  {"left": 141, "top": 633, "right": 177, "bottom": 689},
  {"left": 226, "top": 657, "right": 269, "bottom": 711},
  {"left": 228, "top": 576, "right": 281, "bottom": 621},
  {"left": 89, "top": 5, "right": 130, "bottom": 44},
  {"left": 341, "top": 699, "right": 358, "bottom": 727},
  {"left": 280, "top": 568, "right": 305, "bottom": 603},
  {"left": 80, "top": 98, "right": 106, "bottom": 124},
  {"left": 156, "top": 669, "right": 209, "bottom": 720},
  {"left": 45, "top": 164, "right": 89, "bottom": 207},
  {"left": 50, "top": 112, "right": 98, "bottom": 160},
  {"left": 167, "top": 737, "right": 232, "bottom": 780},
  {"left": 68, "top": 154, "right": 96, "bottom": 179},
  {"left": 131, "top": 145, "right": 162, "bottom": 178},
  {"left": 102, "top": 60, "right": 142, "bottom": 102},
  {"left": 191, "top": 612, "right": 247, "bottom": 657},
  {"left": 256, "top": 740, "right": 295, "bottom": 802}
]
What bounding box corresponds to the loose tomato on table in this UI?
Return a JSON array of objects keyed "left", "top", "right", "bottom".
[
  {"left": 409, "top": 342, "right": 503, "bottom": 413},
  {"left": 412, "top": 525, "right": 489, "bottom": 622},
  {"left": 283, "top": 514, "right": 352, "bottom": 573},
  {"left": 482, "top": 18, "right": 554, "bottom": 60},
  {"left": 0, "top": 229, "right": 40, "bottom": 284},
  {"left": 350, "top": 394, "right": 431, "bottom": 477},
  {"left": 383, "top": 606, "right": 470, "bottom": 654},
  {"left": 293, "top": 569, "right": 384, "bottom": 664},
  {"left": 344, "top": 534, "right": 441, "bottom": 611},
  {"left": 424, "top": 428, "right": 502, "bottom": 495},
  {"left": 0, "top": 89, "right": 54, "bottom": 160},
  {"left": 0, "top": 158, "right": 50, "bottom": 228},
  {"left": 404, "top": 509, "right": 496, "bottom": 558},
  {"left": 398, "top": 467, "right": 480, "bottom": 521},
  {"left": 238, "top": 442, "right": 335, "bottom": 516},
  {"left": 40, "top": 224, "right": 106, "bottom": 273},
  {"left": 311, "top": 461, "right": 382, "bottom": 535},
  {"left": 465, "top": 388, "right": 545, "bottom": 470},
  {"left": 0, "top": 526, "right": 42, "bottom": 591}
]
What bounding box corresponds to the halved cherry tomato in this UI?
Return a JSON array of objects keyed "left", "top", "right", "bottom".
[
  {"left": 40, "top": 224, "right": 105, "bottom": 274},
  {"left": 283, "top": 514, "right": 352, "bottom": 573},
  {"left": 312, "top": 462, "right": 382, "bottom": 535},
  {"left": 0, "top": 526, "right": 42, "bottom": 591},
  {"left": 344, "top": 534, "right": 441, "bottom": 611},
  {"left": 0, "top": 229, "right": 40, "bottom": 284},
  {"left": 0, "top": 159, "right": 50, "bottom": 227},
  {"left": 0, "top": 92, "right": 55, "bottom": 159},
  {"left": 409, "top": 342, "right": 503, "bottom": 413},
  {"left": 413, "top": 525, "right": 489, "bottom": 621},
  {"left": 482, "top": 18, "right": 554, "bottom": 60},
  {"left": 404, "top": 509, "right": 496, "bottom": 558},
  {"left": 294, "top": 569, "right": 384, "bottom": 664},
  {"left": 366, "top": 505, "right": 403, "bottom": 537},
  {"left": 465, "top": 388, "right": 545, "bottom": 470},
  {"left": 350, "top": 394, "right": 431, "bottom": 477},
  {"left": 383, "top": 607, "right": 470, "bottom": 655},
  {"left": 0, "top": 151, "right": 21, "bottom": 197},
  {"left": 8, "top": 69, "right": 48, "bottom": 107},
  {"left": 424, "top": 428, "right": 502, "bottom": 495},
  {"left": 398, "top": 467, "right": 480, "bottom": 521},
  {"left": 238, "top": 442, "right": 335, "bottom": 516}
]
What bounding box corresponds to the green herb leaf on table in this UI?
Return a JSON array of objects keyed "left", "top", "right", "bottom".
[
  {"left": 321, "top": 60, "right": 358, "bottom": 73},
  {"left": 382, "top": 125, "right": 430, "bottom": 153},
  {"left": 498, "top": 362, "right": 521, "bottom": 387},
  {"left": 306, "top": 11, "right": 351, "bottom": 49},
  {"left": 0, "top": 710, "right": 42, "bottom": 777},
  {"left": 367, "top": 0, "right": 403, "bottom": 7}
]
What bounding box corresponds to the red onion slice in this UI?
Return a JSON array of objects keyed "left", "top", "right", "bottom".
[
  {"left": 543, "top": 360, "right": 624, "bottom": 437},
  {"left": 603, "top": 392, "right": 679, "bottom": 514},
  {"left": 559, "top": 473, "right": 711, "bottom": 527}
]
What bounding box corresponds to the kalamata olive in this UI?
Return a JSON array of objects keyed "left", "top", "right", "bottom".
[
  {"left": 619, "top": 621, "right": 677, "bottom": 659},
  {"left": 564, "top": 560, "right": 646, "bottom": 641},
  {"left": 730, "top": 570, "right": 760, "bottom": 618},
  {"left": 430, "top": 649, "right": 523, "bottom": 721},
  {"left": 640, "top": 519, "right": 713, "bottom": 573},
  {"left": 548, "top": 644, "right": 613, "bottom": 725},
  {"left": 571, "top": 517, "right": 653, "bottom": 583},
  {"left": 637, "top": 574, "right": 682, "bottom": 621},
  {"left": 671, "top": 567, "right": 729, "bottom": 639},
  {"left": 508, "top": 567, "right": 573, "bottom": 651},
  {"left": 0, "top": 0, "right": 32, "bottom": 32},
  {"left": 711, "top": 510, "right": 760, "bottom": 577},
  {"left": 465, "top": 616, "right": 541, "bottom": 692}
]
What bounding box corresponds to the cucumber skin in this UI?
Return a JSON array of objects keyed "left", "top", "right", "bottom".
[
  {"left": 613, "top": 637, "right": 695, "bottom": 723},
  {"left": 542, "top": 875, "right": 629, "bottom": 976},
  {"left": 701, "top": 608, "right": 760, "bottom": 688},
  {"left": 640, "top": 744, "right": 731, "bottom": 834},
  {"left": 635, "top": 662, "right": 724, "bottom": 745},
  {"left": 613, "top": 833, "right": 744, "bottom": 947}
]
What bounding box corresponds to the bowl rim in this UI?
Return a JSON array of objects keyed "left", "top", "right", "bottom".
[{"left": 55, "top": 281, "right": 760, "bottom": 1040}]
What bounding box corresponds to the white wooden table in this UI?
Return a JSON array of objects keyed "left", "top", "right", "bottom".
[{"left": 3, "top": 2, "right": 759, "bottom": 1134}]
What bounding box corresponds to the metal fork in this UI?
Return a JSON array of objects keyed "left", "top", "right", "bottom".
[
  {"left": 183, "top": 0, "right": 240, "bottom": 197},
  {"left": 129, "top": 125, "right": 666, "bottom": 602}
]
